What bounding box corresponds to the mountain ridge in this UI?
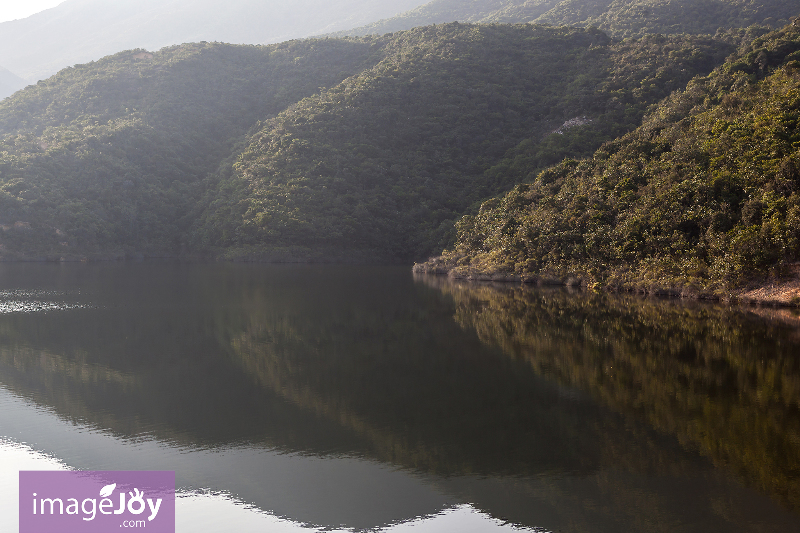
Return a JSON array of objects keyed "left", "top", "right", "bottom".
[
  {"left": 330, "top": 0, "right": 797, "bottom": 39},
  {"left": 2, "top": 9, "right": 799, "bottom": 296},
  {"left": 0, "top": 38, "right": 382, "bottom": 258},
  {"left": 0, "top": 0, "right": 426, "bottom": 91}
]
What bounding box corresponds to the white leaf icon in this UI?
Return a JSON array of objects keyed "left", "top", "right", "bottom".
[{"left": 99, "top": 483, "right": 116, "bottom": 498}]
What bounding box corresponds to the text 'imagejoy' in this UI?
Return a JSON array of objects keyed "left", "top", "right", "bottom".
[{"left": 19, "top": 470, "right": 175, "bottom": 533}]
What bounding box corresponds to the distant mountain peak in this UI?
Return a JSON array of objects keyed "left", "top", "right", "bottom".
[{"left": 0, "top": 0, "right": 428, "bottom": 82}]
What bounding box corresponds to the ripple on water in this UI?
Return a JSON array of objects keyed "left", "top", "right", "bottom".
[{"left": 0, "top": 290, "right": 91, "bottom": 314}]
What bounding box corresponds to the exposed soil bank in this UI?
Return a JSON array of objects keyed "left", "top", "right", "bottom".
[{"left": 734, "top": 269, "right": 800, "bottom": 307}]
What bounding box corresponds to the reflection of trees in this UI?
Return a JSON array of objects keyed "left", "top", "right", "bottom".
[
  {"left": 0, "top": 342, "right": 144, "bottom": 434},
  {"left": 224, "top": 274, "right": 711, "bottom": 480},
  {"left": 416, "top": 274, "right": 800, "bottom": 510},
  {"left": 1, "top": 264, "right": 799, "bottom": 531},
  {"left": 0, "top": 288, "right": 362, "bottom": 450},
  {"left": 224, "top": 271, "right": 800, "bottom": 530}
]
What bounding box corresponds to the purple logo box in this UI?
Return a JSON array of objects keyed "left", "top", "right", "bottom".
[{"left": 20, "top": 470, "right": 175, "bottom": 533}]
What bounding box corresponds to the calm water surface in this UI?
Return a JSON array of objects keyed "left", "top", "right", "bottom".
[{"left": 1, "top": 262, "right": 800, "bottom": 532}]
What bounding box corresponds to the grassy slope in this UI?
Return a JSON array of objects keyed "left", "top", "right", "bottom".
[{"left": 417, "top": 19, "right": 800, "bottom": 297}]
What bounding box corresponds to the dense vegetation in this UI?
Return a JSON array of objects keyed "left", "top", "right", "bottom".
[
  {"left": 335, "top": 0, "right": 797, "bottom": 39},
  {"left": 418, "top": 19, "right": 800, "bottom": 292},
  {"left": 0, "top": 39, "right": 380, "bottom": 258},
  {"left": 196, "top": 24, "right": 732, "bottom": 261},
  {"left": 537, "top": 0, "right": 797, "bottom": 37},
  {"left": 0, "top": 23, "right": 732, "bottom": 261}
]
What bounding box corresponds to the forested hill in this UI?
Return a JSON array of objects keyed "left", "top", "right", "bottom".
[
  {"left": 333, "top": 0, "right": 797, "bottom": 39},
  {"left": 195, "top": 25, "right": 733, "bottom": 261},
  {"left": 0, "top": 40, "right": 381, "bottom": 258},
  {"left": 417, "top": 19, "right": 800, "bottom": 294},
  {"left": 0, "top": 24, "right": 733, "bottom": 261}
]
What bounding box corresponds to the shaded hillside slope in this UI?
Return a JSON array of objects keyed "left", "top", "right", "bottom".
[
  {"left": 333, "top": 0, "right": 797, "bottom": 38},
  {"left": 0, "top": 0, "right": 426, "bottom": 89},
  {"left": 195, "top": 24, "right": 732, "bottom": 261},
  {"left": 0, "top": 40, "right": 380, "bottom": 258},
  {"left": 416, "top": 19, "right": 800, "bottom": 294}
]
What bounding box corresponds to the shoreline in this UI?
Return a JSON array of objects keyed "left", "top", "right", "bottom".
[{"left": 412, "top": 260, "right": 800, "bottom": 309}]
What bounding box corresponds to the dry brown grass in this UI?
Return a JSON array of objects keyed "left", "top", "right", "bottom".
[{"left": 734, "top": 263, "right": 800, "bottom": 307}]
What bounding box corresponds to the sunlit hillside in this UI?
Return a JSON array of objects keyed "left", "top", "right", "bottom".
[{"left": 418, "top": 19, "right": 800, "bottom": 292}]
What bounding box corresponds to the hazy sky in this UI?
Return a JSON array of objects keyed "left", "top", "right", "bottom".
[{"left": 0, "top": 0, "right": 64, "bottom": 23}]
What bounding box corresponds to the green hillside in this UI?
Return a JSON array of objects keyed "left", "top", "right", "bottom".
[
  {"left": 537, "top": 0, "right": 798, "bottom": 37},
  {"left": 0, "top": 23, "right": 731, "bottom": 261},
  {"left": 0, "top": 40, "right": 380, "bottom": 258},
  {"left": 195, "top": 24, "right": 731, "bottom": 261},
  {"left": 334, "top": 0, "right": 797, "bottom": 38},
  {"left": 416, "top": 19, "right": 800, "bottom": 293}
]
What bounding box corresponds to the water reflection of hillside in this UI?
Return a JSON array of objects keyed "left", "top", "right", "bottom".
[
  {"left": 219, "top": 266, "right": 708, "bottom": 480},
  {"left": 1, "top": 263, "right": 799, "bottom": 531},
  {"left": 414, "top": 274, "right": 800, "bottom": 511},
  {"left": 0, "top": 263, "right": 694, "bottom": 481},
  {"left": 0, "top": 263, "right": 364, "bottom": 450}
]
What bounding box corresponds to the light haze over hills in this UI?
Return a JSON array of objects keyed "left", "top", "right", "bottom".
[
  {"left": 0, "top": 66, "right": 26, "bottom": 99},
  {"left": 0, "top": 0, "right": 65, "bottom": 23},
  {"left": 0, "top": 24, "right": 734, "bottom": 262},
  {"left": 331, "top": 0, "right": 797, "bottom": 38},
  {"left": 2, "top": 0, "right": 793, "bottom": 100},
  {"left": 0, "top": 0, "right": 427, "bottom": 98}
]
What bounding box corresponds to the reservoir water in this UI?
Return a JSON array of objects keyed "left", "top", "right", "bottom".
[{"left": 1, "top": 261, "right": 799, "bottom": 532}]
